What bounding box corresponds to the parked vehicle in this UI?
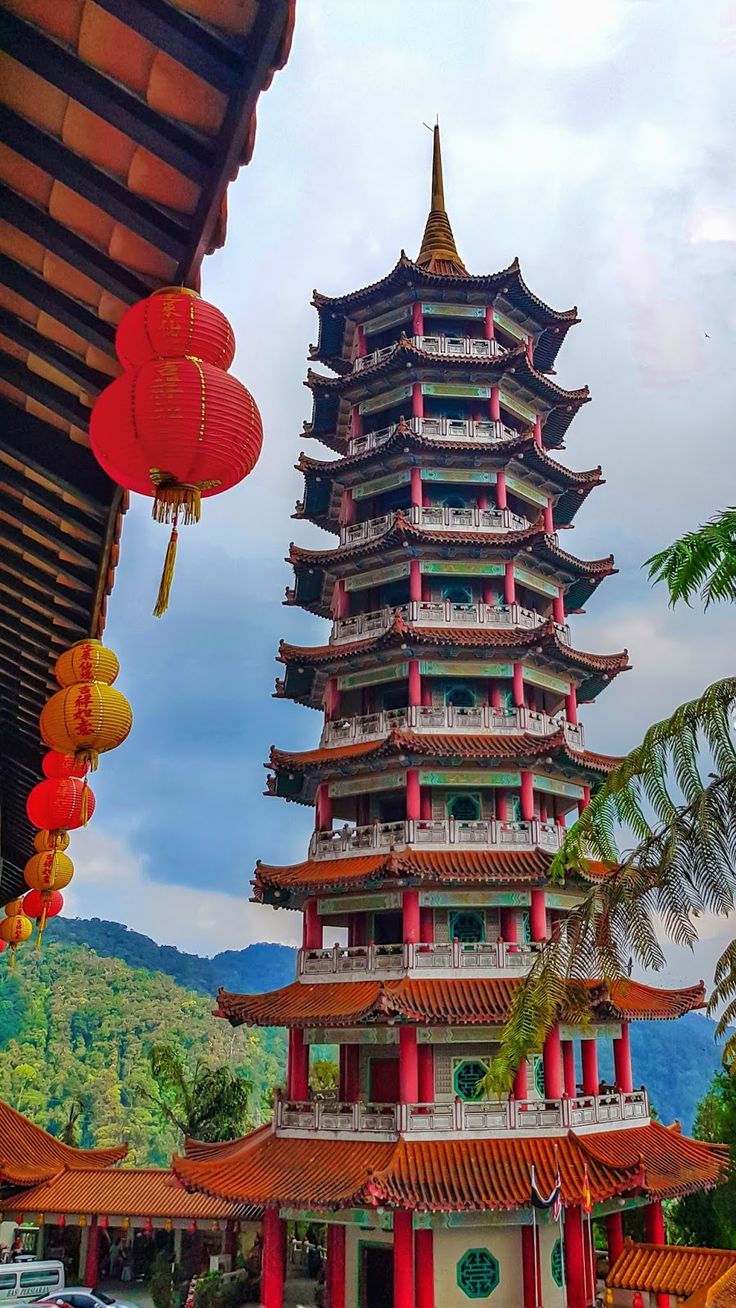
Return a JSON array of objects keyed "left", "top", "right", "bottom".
[
  {"left": 0, "top": 1263, "right": 64, "bottom": 1302},
  {"left": 33, "top": 1289, "right": 137, "bottom": 1308}
]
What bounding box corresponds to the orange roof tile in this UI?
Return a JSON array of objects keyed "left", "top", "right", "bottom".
[
  {"left": 688, "top": 1266, "right": 736, "bottom": 1308},
  {"left": 214, "top": 975, "right": 705, "bottom": 1029},
  {"left": 5, "top": 1167, "right": 250, "bottom": 1221},
  {"left": 0, "top": 1101, "right": 126, "bottom": 1186},
  {"left": 254, "top": 847, "right": 568, "bottom": 897},
  {"left": 607, "top": 1241, "right": 736, "bottom": 1296},
  {"left": 173, "top": 1122, "right": 724, "bottom": 1212}
]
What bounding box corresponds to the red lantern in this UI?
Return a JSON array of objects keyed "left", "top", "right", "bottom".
[
  {"left": 57, "top": 1215, "right": 66, "bottom": 1229},
  {"left": 115, "top": 288, "right": 236, "bottom": 371},
  {"left": 42, "top": 751, "right": 89, "bottom": 780},
  {"left": 143, "top": 1217, "right": 153, "bottom": 1235},
  {"left": 23, "top": 889, "right": 64, "bottom": 920},
  {"left": 187, "top": 1220, "right": 197, "bottom": 1235},
  {"left": 26, "top": 777, "right": 95, "bottom": 830},
  {"left": 99, "top": 1216, "right": 109, "bottom": 1230},
  {"left": 0, "top": 941, "right": 6, "bottom": 955}
]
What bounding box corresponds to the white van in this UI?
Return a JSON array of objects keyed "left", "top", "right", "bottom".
[{"left": 0, "top": 1262, "right": 65, "bottom": 1302}]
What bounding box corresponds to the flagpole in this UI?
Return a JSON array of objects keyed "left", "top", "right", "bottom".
[
  {"left": 559, "top": 1206, "right": 568, "bottom": 1308},
  {"left": 586, "top": 1209, "right": 596, "bottom": 1307},
  {"left": 532, "top": 1200, "right": 540, "bottom": 1308}
]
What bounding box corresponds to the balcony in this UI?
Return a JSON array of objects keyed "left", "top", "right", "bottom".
[
  {"left": 353, "top": 334, "right": 503, "bottom": 372},
  {"left": 339, "top": 505, "right": 530, "bottom": 547},
  {"left": 298, "top": 939, "right": 544, "bottom": 981},
  {"left": 347, "top": 416, "right": 520, "bottom": 457},
  {"left": 308, "top": 817, "right": 565, "bottom": 861},
  {"left": 274, "top": 1090, "right": 649, "bottom": 1140},
  {"left": 330, "top": 599, "right": 571, "bottom": 646},
  {"left": 320, "top": 704, "right": 584, "bottom": 749}
]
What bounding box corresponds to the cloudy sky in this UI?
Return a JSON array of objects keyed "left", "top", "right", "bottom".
[{"left": 66, "top": 1, "right": 736, "bottom": 984}]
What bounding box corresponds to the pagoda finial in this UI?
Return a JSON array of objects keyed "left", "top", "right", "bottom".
[{"left": 415, "top": 122, "right": 467, "bottom": 276}]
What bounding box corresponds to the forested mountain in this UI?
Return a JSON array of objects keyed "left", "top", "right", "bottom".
[{"left": 0, "top": 917, "right": 726, "bottom": 1161}]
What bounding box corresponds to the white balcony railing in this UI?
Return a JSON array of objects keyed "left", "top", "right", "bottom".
[
  {"left": 275, "top": 1090, "right": 649, "bottom": 1139},
  {"left": 330, "top": 600, "right": 571, "bottom": 646},
  {"left": 319, "top": 704, "right": 583, "bottom": 748},
  {"left": 308, "top": 817, "right": 565, "bottom": 861},
  {"left": 347, "top": 416, "right": 521, "bottom": 457},
  {"left": 353, "top": 335, "right": 503, "bottom": 372},
  {"left": 297, "top": 939, "right": 544, "bottom": 981},
  {"left": 339, "top": 505, "right": 529, "bottom": 547}
]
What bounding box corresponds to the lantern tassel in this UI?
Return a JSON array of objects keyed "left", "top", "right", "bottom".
[
  {"left": 80, "top": 780, "right": 91, "bottom": 826},
  {"left": 153, "top": 524, "right": 178, "bottom": 618}
]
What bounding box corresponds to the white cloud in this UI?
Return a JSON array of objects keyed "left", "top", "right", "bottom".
[{"left": 690, "top": 204, "right": 736, "bottom": 244}]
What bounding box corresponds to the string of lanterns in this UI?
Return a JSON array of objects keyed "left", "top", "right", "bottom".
[
  {"left": 0, "top": 639, "right": 131, "bottom": 964},
  {"left": 90, "top": 287, "right": 263, "bottom": 616}
]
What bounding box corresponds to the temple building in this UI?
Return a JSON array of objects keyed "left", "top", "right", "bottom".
[{"left": 174, "top": 130, "right": 726, "bottom": 1308}]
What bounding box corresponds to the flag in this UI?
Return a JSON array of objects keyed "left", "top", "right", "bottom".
[
  {"left": 551, "top": 1162, "right": 563, "bottom": 1221},
  {"left": 531, "top": 1163, "right": 562, "bottom": 1210},
  {"left": 582, "top": 1163, "right": 592, "bottom": 1214}
]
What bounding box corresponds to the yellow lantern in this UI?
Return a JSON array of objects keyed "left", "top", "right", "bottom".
[
  {"left": 4, "top": 898, "right": 24, "bottom": 916},
  {"left": 40, "top": 682, "right": 132, "bottom": 770},
  {"left": 0, "top": 912, "right": 33, "bottom": 945},
  {"left": 34, "top": 830, "right": 70, "bottom": 853},
  {"left": 54, "top": 640, "right": 120, "bottom": 688},
  {"left": 23, "top": 850, "right": 74, "bottom": 894}
]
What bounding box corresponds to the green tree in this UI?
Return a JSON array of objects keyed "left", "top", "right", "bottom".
[
  {"left": 142, "top": 1043, "right": 251, "bottom": 1143},
  {"left": 671, "top": 1070, "right": 736, "bottom": 1247},
  {"left": 488, "top": 508, "right": 736, "bottom": 1092}
]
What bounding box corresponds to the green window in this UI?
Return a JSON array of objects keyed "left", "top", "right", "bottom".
[
  {"left": 447, "top": 793, "right": 481, "bottom": 822},
  {"left": 442, "top": 584, "right": 473, "bottom": 605},
  {"left": 551, "top": 1237, "right": 566, "bottom": 1288},
  {"left": 457, "top": 1248, "right": 500, "bottom": 1299},
  {"left": 453, "top": 1059, "right": 487, "bottom": 1102},
  {"left": 533, "top": 1054, "right": 545, "bottom": 1098},
  {"left": 446, "top": 684, "right": 476, "bottom": 708},
  {"left": 521, "top": 911, "right": 532, "bottom": 944},
  {"left": 450, "top": 911, "right": 485, "bottom": 943}
]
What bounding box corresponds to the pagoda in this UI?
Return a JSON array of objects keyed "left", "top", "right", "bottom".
[{"left": 174, "top": 130, "right": 725, "bottom": 1308}]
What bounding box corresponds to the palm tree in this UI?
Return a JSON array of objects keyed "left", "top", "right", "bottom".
[
  {"left": 488, "top": 508, "right": 736, "bottom": 1093},
  {"left": 141, "top": 1043, "right": 251, "bottom": 1142},
  {"left": 59, "top": 1098, "right": 83, "bottom": 1146}
]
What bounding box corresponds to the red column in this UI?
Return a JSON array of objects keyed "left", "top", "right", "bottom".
[
  {"left": 326, "top": 1224, "right": 346, "bottom": 1308},
  {"left": 412, "top": 302, "right": 424, "bottom": 337},
  {"left": 563, "top": 1206, "right": 586, "bottom": 1308},
  {"left": 543, "top": 500, "right": 554, "bottom": 534},
  {"left": 351, "top": 406, "right": 362, "bottom": 439},
  {"left": 84, "top": 1218, "right": 101, "bottom": 1288},
  {"left": 513, "top": 1061, "right": 528, "bottom": 1101},
  {"left": 566, "top": 684, "right": 578, "bottom": 725},
  {"left": 410, "top": 467, "right": 422, "bottom": 508},
  {"left": 490, "top": 681, "right": 502, "bottom": 709},
  {"left": 408, "top": 660, "right": 421, "bottom": 707},
  {"left": 420, "top": 788, "right": 432, "bottom": 821},
  {"left": 504, "top": 560, "right": 516, "bottom": 604},
  {"left": 421, "top": 678, "right": 432, "bottom": 707},
  {"left": 403, "top": 888, "right": 420, "bottom": 943},
  {"left": 394, "top": 1209, "right": 414, "bottom": 1308},
  {"left": 334, "top": 579, "right": 348, "bottom": 618},
  {"left": 261, "top": 1208, "right": 286, "bottom": 1308},
  {"left": 533, "top": 415, "right": 543, "bottom": 447},
  {"left": 490, "top": 385, "right": 501, "bottom": 422},
  {"left": 520, "top": 771, "right": 534, "bottom": 821},
  {"left": 414, "top": 1227, "right": 434, "bottom": 1308},
  {"left": 578, "top": 784, "right": 591, "bottom": 820},
  {"left": 484, "top": 306, "right": 494, "bottom": 341},
  {"left": 530, "top": 889, "right": 546, "bottom": 941},
  {"left": 521, "top": 1224, "right": 541, "bottom": 1308},
  {"left": 500, "top": 907, "right": 517, "bottom": 942},
  {"left": 303, "top": 899, "right": 323, "bottom": 948},
  {"left": 399, "top": 1027, "right": 419, "bottom": 1104},
  {"left": 417, "top": 1044, "right": 434, "bottom": 1103},
  {"left": 553, "top": 590, "right": 565, "bottom": 624},
  {"left": 562, "top": 1040, "right": 576, "bottom": 1097},
  {"left": 341, "top": 489, "right": 356, "bottom": 526},
  {"left": 409, "top": 559, "right": 422, "bottom": 603},
  {"left": 646, "top": 1201, "right": 669, "bottom": 1308},
  {"left": 325, "top": 677, "right": 340, "bottom": 720},
  {"left": 496, "top": 470, "right": 507, "bottom": 509},
  {"left": 614, "top": 1022, "right": 633, "bottom": 1093},
  {"left": 288, "top": 1028, "right": 309, "bottom": 1099},
  {"left": 355, "top": 325, "right": 367, "bottom": 358},
  {"left": 512, "top": 663, "right": 524, "bottom": 707},
  {"left": 606, "top": 1212, "right": 624, "bottom": 1268},
  {"left": 339, "top": 1044, "right": 360, "bottom": 1102},
  {"left": 316, "top": 785, "right": 333, "bottom": 832},
  {"left": 543, "top": 1025, "right": 563, "bottom": 1099},
  {"left": 581, "top": 1039, "right": 599, "bottom": 1096},
  {"left": 412, "top": 383, "right": 423, "bottom": 419},
  {"left": 419, "top": 907, "right": 433, "bottom": 942},
  {"left": 406, "top": 770, "right": 421, "bottom": 823},
  {"left": 526, "top": 335, "right": 534, "bottom": 365}
]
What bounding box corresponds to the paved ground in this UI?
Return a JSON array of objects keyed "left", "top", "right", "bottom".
[{"left": 98, "top": 1280, "right": 153, "bottom": 1308}]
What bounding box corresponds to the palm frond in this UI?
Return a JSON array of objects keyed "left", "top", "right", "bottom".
[{"left": 646, "top": 508, "right": 736, "bottom": 608}]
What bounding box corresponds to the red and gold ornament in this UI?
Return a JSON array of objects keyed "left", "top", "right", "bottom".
[{"left": 26, "top": 776, "right": 95, "bottom": 831}]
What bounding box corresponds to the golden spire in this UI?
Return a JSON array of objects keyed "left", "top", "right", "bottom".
[{"left": 415, "top": 124, "right": 467, "bottom": 276}]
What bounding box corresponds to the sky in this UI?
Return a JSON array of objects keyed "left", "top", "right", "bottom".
[{"left": 65, "top": 0, "right": 736, "bottom": 986}]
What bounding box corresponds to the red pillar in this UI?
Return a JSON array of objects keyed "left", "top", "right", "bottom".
[
  {"left": 543, "top": 1025, "right": 563, "bottom": 1099},
  {"left": 526, "top": 335, "right": 534, "bottom": 365},
  {"left": 399, "top": 1027, "right": 419, "bottom": 1104},
  {"left": 521, "top": 1224, "right": 541, "bottom": 1308},
  {"left": 543, "top": 500, "right": 554, "bottom": 534},
  {"left": 410, "top": 467, "right": 422, "bottom": 508},
  {"left": 614, "top": 1022, "right": 633, "bottom": 1093},
  {"left": 339, "top": 1044, "right": 360, "bottom": 1102},
  {"left": 530, "top": 889, "right": 546, "bottom": 941},
  {"left": 355, "top": 325, "right": 367, "bottom": 358},
  {"left": 504, "top": 560, "right": 516, "bottom": 604},
  {"left": 420, "top": 788, "right": 432, "bottom": 821},
  {"left": 419, "top": 907, "right": 433, "bottom": 942},
  {"left": 409, "top": 559, "right": 422, "bottom": 602},
  {"left": 406, "top": 770, "right": 421, "bottom": 823},
  {"left": 394, "top": 1209, "right": 414, "bottom": 1308},
  {"left": 412, "top": 383, "right": 423, "bottom": 420},
  {"left": 303, "top": 899, "right": 323, "bottom": 949},
  {"left": 288, "top": 1028, "right": 309, "bottom": 1099},
  {"left": 496, "top": 470, "right": 507, "bottom": 509},
  {"left": 326, "top": 1224, "right": 346, "bottom": 1308},
  {"left": 316, "top": 784, "right": 332, "bottom": 832},
  {"left": 606, "top": 1212, "right": 624, "bottom": 1268},
  {"left": 566, "top": 684, "right": 578, "bottom": 725},
  {"left": 325, "top": 677, "right": 340, "bottom": 720},
  {"left": 520, "top": 771, "right": 534, "bottom": 821},
  {"left": 581, "top": 1039, "right": 599, "bottom": 1096},
  {"left": 563, "top": 1206, "right": 586, "bottom": 1308},
  {"left": 84, "top": 1218, "right": 101, "bottom": 1288},
  {"left": 414, "top": 1227, "right": 434, "bottom": 1308},
  {"left": 533, "top": 414, "right": 543, "bottom": 447},
  {"left": 261, "top": 1208, "right": 286, "bottom": 1308},
  {"left": 562, "top": 1040, "right": 577, "bottom": 1097},
  {"left": 334, "top": 579, "right": 348, "bottom": 618},
  {"left": 484, "top": 306, "right": 494, "bottom": 341},
  {"left": 412, "top": 302, "right": 424, "bottom": 337},
  {"left": 351, "top": 406, "right": 363, "bottom": 439},
  {"left": 513, "top": 1061, "right": 528, "bottom": 1101},
  {"left": 553, "top": 590, "right": 565, "bottom": 624},
  {"left": 408, "top": 660, "right": 421, "bottom": 707},
  {"left": 646, "top": 1201, "right": 669, "bottom": 1308},
  {"left": 417, "top": 1044, "right": 434, "bottom": 1103},
  {"left": 341, "top": 489, "right": 356, "bottom": 526},
  {"left": 512, "top": 663, "right": 524, "bottom": 707},
  {"left": 500, "top": 907, "right": 517, "bottom": 942},
  {"left": 490, "top": 385, "right": 501, "bottom": 422},
  {"left": 403, "top": 888, "right": 420, "bottom": 943}
]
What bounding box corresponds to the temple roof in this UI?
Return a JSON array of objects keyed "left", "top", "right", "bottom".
[
  {"left": 607, "top": 1241, "right": 736, "bottom": 1299},
  {"left": 0, "top": 1100, "right": 127, "bottom": 1187},
  {"left": 172, "top": 1121, "right": 725, "bottom": 1211},
  {"left": 6, "top": 1166, "right": 252, "bottom": 1221},
  {"left": 688, "top": 1267, "right": 736, "bottom": 1308},
  {"left": 415, "top": 126, "right": 467, "bottom": 277},
  {"left": 214, "top": 976, "right": 706, "bottom": 1029}
]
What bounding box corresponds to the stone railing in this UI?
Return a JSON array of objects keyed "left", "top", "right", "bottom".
[
  {"left": 347, "top": 416, "right": 520, "bottom": 457},
  {"left": 308, "top": 817, "right": 565, "bottom": 861},
  {"left": 320, "top": 705, "right": 584, "bottom": 749},
  {"left": 339, "top": 504, "right": 529, "bottom": 547},
  {"left": 353, "top": 335, "right": 502, "bottom": 372},
  {"left": 298, "top": 939, "right": 543, "bottom": 981},
  {"left": 275, "top": 1090, "right": 649, "bottom": 1139},
  {"left": 330, "top": 600, "right": 570, "bottom": 646}
]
